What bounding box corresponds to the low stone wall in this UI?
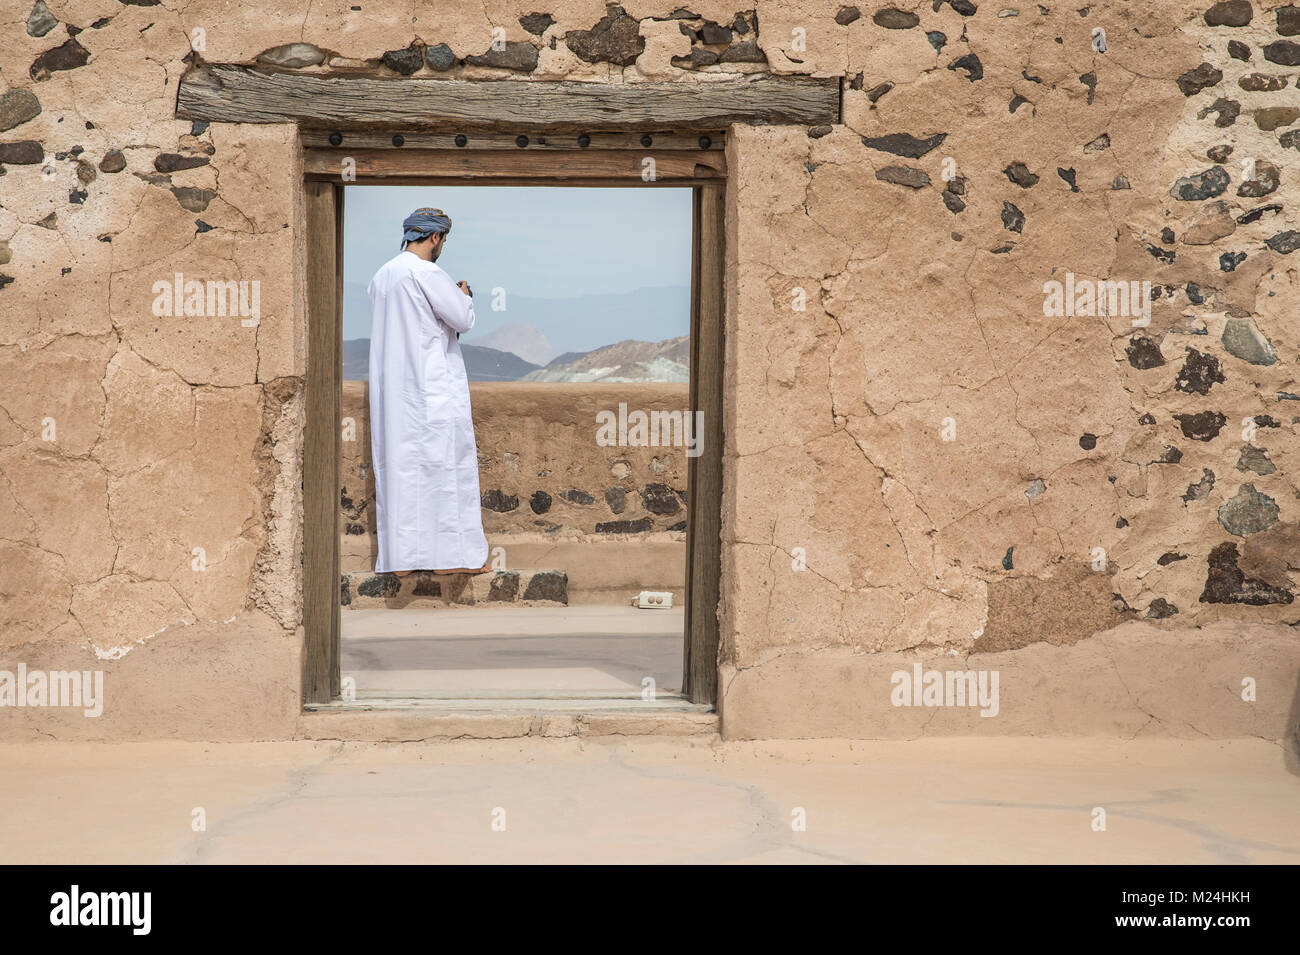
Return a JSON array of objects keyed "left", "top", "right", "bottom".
[{"left": 341, "top": 381, "right": 691, "bottom": 596}]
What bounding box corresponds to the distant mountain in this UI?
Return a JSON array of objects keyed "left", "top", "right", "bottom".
[
  {"left": 342, "top": 339, "right": 541, "bottom": 382},
  {"left": 521, "top": 337, "right": 689, "bottom": 383},
  {"left": 342, "top": 280, "right": 689, "bottom": 354},
  {"left": 464, "top": 322, "right": 558, "bottom": 366}
]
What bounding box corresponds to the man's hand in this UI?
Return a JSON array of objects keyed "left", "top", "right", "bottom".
[{"left": 457, "top": 280, "right": 472, "bottom": 297}]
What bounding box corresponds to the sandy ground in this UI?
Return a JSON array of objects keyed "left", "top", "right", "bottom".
[
  {"left": 1, "top": 737, "right": 1297, "bottom": 864},
  {"left": 342, "top": 606, "right": 683, "bottom": 694}
]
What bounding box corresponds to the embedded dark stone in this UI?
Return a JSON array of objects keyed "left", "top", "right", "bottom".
[
  {"left": 1176, "top": 62, "right": 1223, "bottom": 96},
  {"left": 1116, "top": 518, "right": 1129, "bottom": 528},
  {"left": 941, "top": 182, "right": 966, "bottom": 213},
  {"left": 1222, "top": 318, "right": 1278, "bottom": 365},
  {"left": 0, "top": 274, "right": 14, "bottom": 290},
  {"left": 1157, "top": 447, "right": 1184, "bottom": 464},
  {"left": 1079, "top": 433, "right": 1097, "bottom": 450},
  {"left": 1207, "top": 144, "right": 1233, "bottom": 162},
  {"left": 195, "top": 219, "right": 214, "bottom": 234},
  {"left": 1236, "top": 445, "right": 1276, "bottom": 475},
  {"left": 719, "top": 39, "right": 765, "bottom": 62},
  {"left": 481, "top": 489, "right": 519, "bottom": 512},
  {"left": 948, "top": 52, "right": 983, "bottom": 81},
  {"left": 523, "top": 570, "right": 568, "bottom": 603},
  {"left": 382, "top": 44, "right": 424, "bottom": 74},
  {"left": 1255, "top": 414, "right": 1281, "bottom": 428},
  {"left": 1279, "top": 4, "right": 1300, "bottom": 34},
  {"left": 1173, "top": 410, "right": 1227, "bottom": 441},
  {"left": 1237, "top": 159, "right": 1280, "bottom": 197},
  {"left": 488, "top": 570, "right": 519, "bottom": 601},
  {"left": 642, "top": 483, "right": 682, "bottom": 515},
  {"left": 605, "top": 485, "right": 626, "bottom": 514},
  {"left": 1263, "top": 40, "right": 1300, "bottom": 64},
  {"left": 1196, "top": 98, "right": 1239, "bottom": 127},
  {"left": 1009, "top": 93, "right": 1029, "bottom": 113},
  {"left": 1228, "top": 39, "right": 1251, "bottom": 60},
  {"left": 1169, "top": 165, "right": 1229, "bottom": 200},
  {"left": 560, "top": 488, "right": 594, "bottom": 505},
  {"left": 1254, "top": 106, "right": 1300, "bottom": 131},
  {"left": 358, "top": 573, "right": 401, "bottom": 598},
  {"left": 30, "top": 38, "right": 89, "bottom": 79},
  {"left": 672, "top": 49, "right": 719, "bottom": 68},
  {"left": 596, "top": 517, "right": 653, "bottom": 534},
  {"left": 97, "top": 147, "right": 130, "bottom": 173},
  {"left": 0, "top": 141, "right": 43, "bottom": 164},
  {"left": 529, "top": 490, "right": 552, "bottom": 514},
  {"left": 1147, "top": 243, "right": 1176, "bottom": 263},
  {"left": 411, "top": 573, "right": 442, "bottom": 597},
  {"left": 1001, "top": 201, "right": 1024, "bottom": 232},
  {"left": 425, "top": 43, "right": 457, "bottom": 70},
  {"left": 927, "top": 30, "right": 947, "bottom": 53},
  {"left": 668, "top": 520, "right": 687, "bottom": 531},
  {"left": 1218, "top": 483, "right": 1279, "bottom": 535},
  {"left": 1125, "top": 336, "right": 1165, "bottom": 369},
  {"left": 566, "top": 5, "right": 646, "bottom": 65},
  {"left": 949, "top": 0, "right": 977, "bottom": 14},
  {"left": 1058, "top": 167, "right": 1079, "bottom": 192},
  {"left": 861, "top": 132, "right": 947, "bottom": 158},
  {"left": 0, "top": 89, "right": 41, "bottom": 132},
  {"left": 699, "top": 21, "right": 733, "bottom": 43},
  {"left": 27, "top": 1, "right": 57, "bottom": 36},
  {"left": 1204, "top": 0, "right": 1253, "bottom": 27},
  {"left": 866, "top": 81, "right": 893, "bottom": 101},
  {"left": 466, "top": 41, "right": 539, "bottom": 71},
  {"left": 1138, "top": 412, "right": 1156, "bottom": 425},
  {"left": 1146, "top": 598, "right": 1178, "bottom": 619},
  {"left": 1182, "top": 468, "right": 1215, "bottom": 503},
  {"left": 1079, "top": 71, "right": 1098, "bottom": 104},
  {"left": 807, "top": 125, "right": 833, "bottom": 138},
  {"left": 1174, "top": 348, "right": 1225, "bottom": 395},
  {"left": 1200, "top": 541, "right": 1293, "bottom": 604},
  {"left": 1161, "top": 227, "right": 1176, "bottom": 244},
  {"left": 1264, "top": 229, "right": 1300, "bottom": 253},
  {"left": 154, "top": 152, "right": 209, "bottom": 173},
  {"left": 876, "top": 165, "right": 930, "bottom": 188},
  {"left": 1003, "top": 161, "right": 1039, "bottom": 187},
  {"left": 519, "top": 13, "right": 555, "bottom": 34},
  {"left": 1084, "top": 133, "right": 1110, "bottom": 152},
  {"left": 1186, "top": 282, "right": 1205, "bottom": 304},
  {"left": 1238, "top": 203, "right": 1283, "bottom": 224},
  {"left": 1001, "top": 547, "right": 1014, "bottom": 571},
  {"left": 170, "top": 186, "right": 216, "bottom": 212},
  {"left": 1157, "top": 552, "right": 1187, "bottom": 565},
  {"left": 1238, "top": 71, "right": 1288, "bottom": 91},
  {"left": 1220, "top": 251, "right": 1246, "bottom": 271},
  {"left": 836, "top": 6, "right": 862, "bottom": 25},
  {"left": 874, "top": 8, "right": 919, "bottom": 28}
]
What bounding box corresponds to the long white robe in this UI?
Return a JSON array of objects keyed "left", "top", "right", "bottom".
[{"left": 367, "top": 250, "right": 488, "bottom": 573}]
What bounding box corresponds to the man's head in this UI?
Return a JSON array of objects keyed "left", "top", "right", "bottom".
[{"left": 401, "top": 207, "right": 452, "bottom": 261}]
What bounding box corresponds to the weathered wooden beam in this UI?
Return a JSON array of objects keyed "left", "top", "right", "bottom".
[
  {"left": 303, "top": 148, "right": 724, "bottom": 182},
  {"left": 177, "top": 65, "right": 839, "bottom": 130},
  {"left": 300, "top": 129, "right": 725, "bottom": 151}
]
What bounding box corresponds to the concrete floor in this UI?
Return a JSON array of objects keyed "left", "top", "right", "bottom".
[
  {"left": 342, "top": 606, "right": 683, "bottom": 695},
  {"left": 2, "top": 737, "right": 1297, "bottom": 864}
]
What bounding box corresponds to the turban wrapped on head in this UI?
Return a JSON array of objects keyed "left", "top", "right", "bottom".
[{"left": 401, "top": 207, "right": 452, "bottom": 247}]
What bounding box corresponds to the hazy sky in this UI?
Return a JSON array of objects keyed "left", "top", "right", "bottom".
[{"left": 342, "top": 185, "right": 693, "bottom": 344}]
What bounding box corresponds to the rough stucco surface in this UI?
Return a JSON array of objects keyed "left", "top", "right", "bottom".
[{"left": 0, "top": 0, "right": 1296, "bottom": 740}]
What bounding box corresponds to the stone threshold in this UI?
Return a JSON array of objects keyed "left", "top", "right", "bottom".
[{"left": 298, "top": 696, "right": 716, "bottom": 740}]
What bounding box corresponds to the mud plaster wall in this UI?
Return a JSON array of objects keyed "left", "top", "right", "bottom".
[{"left": 0, "top": 0, "right": 1297, "bottom": 741}]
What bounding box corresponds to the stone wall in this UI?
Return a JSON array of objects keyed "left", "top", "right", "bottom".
[{"left": 0, "top": 0, "right": 1296, "bottom": 741}]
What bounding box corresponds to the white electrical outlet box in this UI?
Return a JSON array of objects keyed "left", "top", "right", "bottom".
[{"left": 636, "top": 591, "right": 673, "bottom": 609}]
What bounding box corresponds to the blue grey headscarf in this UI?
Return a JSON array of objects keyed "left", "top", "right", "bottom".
[{"left": 401, "top": 207, "right": 452, "bottom": 247}]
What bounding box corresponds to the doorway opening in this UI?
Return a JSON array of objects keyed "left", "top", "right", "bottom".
[
  {"left": 301, "top": 143, "right": 725, "bottom": 711},
  {"left": 340, "top": 184, "right": 691, "bottom": 705}
]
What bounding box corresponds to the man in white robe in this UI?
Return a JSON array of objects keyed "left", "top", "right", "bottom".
[{"left": 367, "top": 207, "right": 490, "bottom": 577}]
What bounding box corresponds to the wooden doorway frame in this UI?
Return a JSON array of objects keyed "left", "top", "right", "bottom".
[{"left": 301, "top": 145, "right": 726, "bottom": 706}]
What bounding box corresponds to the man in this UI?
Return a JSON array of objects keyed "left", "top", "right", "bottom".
[{"left": 367, "top": 207, "right": 491, "bottom": 578}]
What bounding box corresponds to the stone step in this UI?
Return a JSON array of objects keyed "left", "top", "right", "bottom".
[{"left": 340, "top": 568, "right": 569, "bottom": 609}]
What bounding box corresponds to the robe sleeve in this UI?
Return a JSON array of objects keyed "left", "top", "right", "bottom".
[{"left": 414, "top": 265, "right": 476, "bottom": 335}]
